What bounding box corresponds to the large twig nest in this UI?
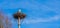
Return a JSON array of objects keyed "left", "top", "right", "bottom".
[{"left": 13, "top": 12, "right": 26, "bottom": 19}]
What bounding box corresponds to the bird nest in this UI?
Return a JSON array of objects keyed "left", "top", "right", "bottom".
[{"left": 13, "top": 12, "right": 26, "bottom": 19}]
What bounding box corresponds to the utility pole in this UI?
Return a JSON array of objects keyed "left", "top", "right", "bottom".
[{"left": 13, "top": 9, "right": 26, "bottom": 28}]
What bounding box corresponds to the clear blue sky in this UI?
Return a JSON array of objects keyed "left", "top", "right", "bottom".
[{"left": 0, "top": 0, "right": 60, "bottom": 28}]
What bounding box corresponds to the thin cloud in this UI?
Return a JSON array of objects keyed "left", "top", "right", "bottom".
[{"left": 22, "top": 15, "right": 60, "bottom": 24}]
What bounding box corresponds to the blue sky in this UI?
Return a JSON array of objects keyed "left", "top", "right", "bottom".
[{"left": 0, "top": 0, "right": 60, "bottom": 28}]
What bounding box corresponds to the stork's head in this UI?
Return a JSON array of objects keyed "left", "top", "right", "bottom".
[{"left": 18, "top": 9, "right": 21, "bottom": 12}]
